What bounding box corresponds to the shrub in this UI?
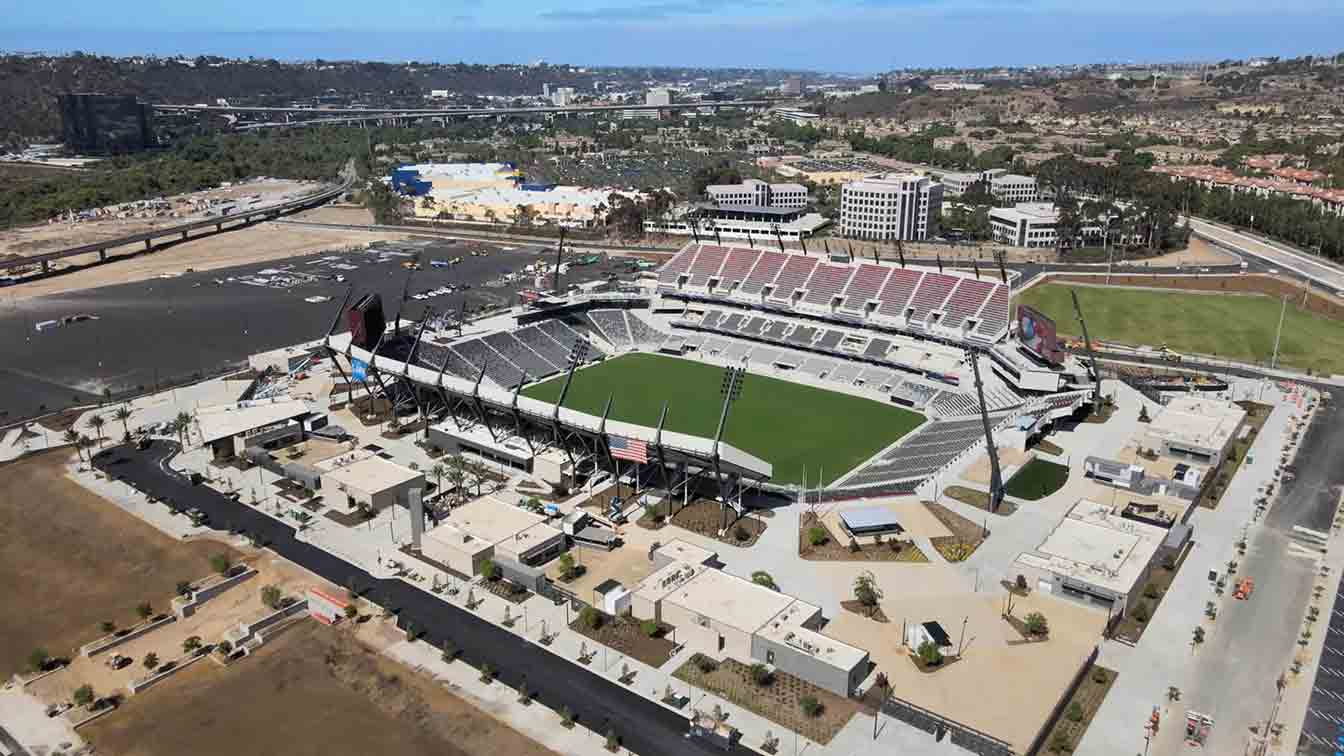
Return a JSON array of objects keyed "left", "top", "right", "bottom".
[
  {"left": 751, "top": 571, "right": 778, "bottom": 591},
  {"left": 560, "top": 705, "right": 575, "bottom": 727},
  {"left": 183, "top": 636, "right": 204, "bottom": 655},
  {"left": 27, "top": 648, "right": 51, "bottom": 674},
  {"left": 750, "top": 663, "right": 774, "bottom": 686},
  {"left": 100, "top": 621, "right": 116, "bottom": 634},
  {"left": 644, "top": 503, "right": 662, "bottom": 523},
  {"left": 605, "top": 728, "right": 620, "bottom": 751},
  {"left": 917, "top": 640, "right": 944, "bottom": 666},
  {"left": 72, "top": 685, "right": 95, "bottom": 707},
  {"left": 1143, "top": 582, "right": 1161, "bottom": 600},
  {"left": 175, "top": 581, "right": 193, "bottom": 597},
  {"left": 799, "top": 695, "right": 822, "bottom": 717},
  {"left": 344, "top": 603, "right": 359, "bottom": 620},
  {"left": 640, "top": 619, "right": 660, "bottom": 638},
  {"left": 1132, "top": 602, "right": 1151, "bottom": 623},
  {"left": 1067, "top": 701, "right": 1084, "bottom": 722},
  {"left": 694, "top": 654, "right": 718, "bottom": 674},
  {"left": 143, "top": 652, "right": 159, "bottom": 671},
  {"left": 734, "top": 524, "right": 750, "bottom": 542},
  {"left": 558, "top": 552, "right": 577, "bottom": 580},
  {"left": 1049, "top": 730, "right": 1072, "bottom": 753},
  {"left": 1024, "top": 612, "right": 1049, "bottom": 637},
  {"left": 579, "top": 606, "right": 602, "bottom": 630},
  {"left": 209, "top": 553, "right": 231, "bottom": 575},
  {"left": 480, "top": 560, "right": 498, "bottom": 581},
  {"left": 479, "top": 662, "right": 495, "bottom": 683},
  {"left": 135, "top": 601, "right": 153, "bottom": 621},
  {"left": 807, "top": 526, "right": 828, "bottom": 546},
  {"left": 260, "top": 585, "right": 283, "bottom": 610},
  {"left": 1091, "top": 667, "right": 1109, "bottom": 684}
]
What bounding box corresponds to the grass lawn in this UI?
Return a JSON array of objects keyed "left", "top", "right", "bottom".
[
  {"left": 1004, "top": 459, "right": 1070, "bottom": 501},
  {"left": 942, "top": 485, "right": 1018, "bottom": 516},
  {"left": 523, "top": 353, "right": 924, "bottom": 485},
  {"left": 1016, "top": 283, "right": 1344, "bottom": 376}
]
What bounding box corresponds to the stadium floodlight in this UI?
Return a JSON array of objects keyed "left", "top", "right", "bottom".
[{"left": 568, "top": 338, "right": 591, "bottom": 367}]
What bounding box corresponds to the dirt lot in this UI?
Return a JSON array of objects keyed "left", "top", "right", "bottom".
[
  {"left": 3, "top": 220, "right": 413, "bottom": 302},
  {"left": 669, "top": 499, "right": 767, "bottom": 547},
  {"left": 82, "top": 621, "right": 558, "bottom": 756},
  {"left": 0, "top": 449, "right": 237, "bottom": 676},
  {"left": 0, "top": 178, "right": 318, "bottom": 258}
]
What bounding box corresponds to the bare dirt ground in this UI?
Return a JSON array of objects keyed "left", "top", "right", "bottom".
[
  {"left": 81, "top": 620, "right": 560, "bottom": 756},
  {"left": 0, "top": 178, "right": 319, "bottom": 258},
  {"left": 2, "top": 221, "right": 412, "bottom": 302},
  {"left": 0, "top": 449, "right": 237, "bottom": 676},
  {"left": 295, "top": 204, "right": 376, "bottom": 225}
]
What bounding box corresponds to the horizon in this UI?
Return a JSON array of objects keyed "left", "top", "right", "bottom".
[{"left": 3, "top": 1, "right": 1343, "bottom": 73}]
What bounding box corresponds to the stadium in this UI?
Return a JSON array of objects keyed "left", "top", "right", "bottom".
[{"left": 318, "top": 240, "right": 1095, "bottom": 510}]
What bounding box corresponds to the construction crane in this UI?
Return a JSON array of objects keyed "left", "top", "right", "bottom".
[{"left": 1069, "top": 289, "right": 1103, "bottom": 413}]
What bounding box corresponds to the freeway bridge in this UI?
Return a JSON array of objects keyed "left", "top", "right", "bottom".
[{"left": 0, "top": 177, "right": 351, "bottom": 274}]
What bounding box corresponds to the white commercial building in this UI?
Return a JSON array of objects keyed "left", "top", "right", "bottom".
[
  {"left": 1142, "top": 396, "right": 1247, "bottom": 468},
  {"left": 989, "top": 202, "right": 1114, "bottom": 248},
  {"left": 1012, "top": 499, "right": 1167, "bottom": 617},
  {"left": 646, "top": 88, "right": 672, "bottom": 107},
  {"left": 319, "top": 454, "right": 425, "bottom": 516},
  {"left": 706, "top": 178, "right": 807, "bottom": 209},
  {"left": 552, "top": 87, "right": 575, "bottom": 107},
  {"left": 990, "top": 174, "right": 1038, "bottom": 203},
  {"left": 939, "top": 168, "right": 1004, "bottom": 197},
  {"left": 839, "top": 173, "right": 943, "bottom": 241}
]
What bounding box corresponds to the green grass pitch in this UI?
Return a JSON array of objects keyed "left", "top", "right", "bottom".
[
  {"left": 522, "top": 353, "right": 924, "bottom": 486},
  {"left": 1015, "top": 283, "right": 1344, "bottom": 376}
]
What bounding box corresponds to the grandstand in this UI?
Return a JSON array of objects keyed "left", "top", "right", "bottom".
[
  {"left": 839, "top": 417, "right": 987, "bottom": 489},
  {"left": 655, "top": 242, "right": 1012, "bottom": 342}
]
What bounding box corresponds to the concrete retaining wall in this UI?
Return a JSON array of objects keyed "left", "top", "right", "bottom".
[
  {"left": 80, "top": 615, "right": 176, "bottom": 658},
  {"left": 172, "top": 567, "right": 257, "bottom": 618},
  {"left": 126, "top": 651, "right": 208, "bottom": 695}
]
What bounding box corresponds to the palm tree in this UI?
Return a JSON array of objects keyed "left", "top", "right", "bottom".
[
  {"left": 430, "top": 462, "right": 447, "bottom": 495},
  {"left": 87, "top": 414, "right": 106, "bottom": 447},
  {"left": 78, "top": 435, "right": 94, "bottom": 461},
  {"left": 174, "top": 411, "right": 193, "bottom": 445},
  {"left": 113, "top": 405, "right": 133, "bottom": 439},
  {"left": 64, "top": 429, "right": 84, "bottom": 462},
  {"left": 447, "top": 457, "right": 468, "bottom": 506}
]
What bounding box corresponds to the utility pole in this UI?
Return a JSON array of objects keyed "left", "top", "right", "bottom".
[{"left": 1271, "top": 294, "right": 1287, "bottom": 370}]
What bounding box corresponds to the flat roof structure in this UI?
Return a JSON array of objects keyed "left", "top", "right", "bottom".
[
  {"left": 1021, "top": 499, "right": 1166, "bottom": 595},
  {"left": 196, "top": 399, "right": 313, "bottom": 445},
  {"left": 662, "top": 565, "right": 815, "bottom": 636},
  {"left": 755, "top": 610, "right": 868, "bottom": 673},
  {"left": 1144, "top": 396, "right": 1246, "bottom": 453},
  {"left": 321, "top": 454, "right": 422, "bottom": 494},
  {"left": 652, "top": 538, "right": 717, "bottom": 566},
  {"left": 449, "top": 496, "right": 564, "bottom": 551},
  {"left": 839, "top": 506, "right": 903, "bottom": 535}
]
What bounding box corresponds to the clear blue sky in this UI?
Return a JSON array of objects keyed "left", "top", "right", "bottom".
[{"left": 2, "top": 0, "right": 1341, "bottom": 72}]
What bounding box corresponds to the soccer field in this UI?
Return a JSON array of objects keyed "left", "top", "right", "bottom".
[
  {"left": 1016, "top": 283, "right": 1344, "bottom": 376},
  {"left": 522, "top": 353, "right": 924, "bottom": 486}
]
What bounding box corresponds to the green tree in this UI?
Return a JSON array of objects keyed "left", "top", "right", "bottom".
[
  {"left": 72, "top": 684, "right": 95, "bottom": 707},
  {"left": 182, "top": 636, "right": 203, "bottom": 655},
  {"left": 63, "top": 429, "right": 84, "bottom": 462},
  {"left": 479, "top": 559, "right": 498, "bottom": 581},
  {"left": 209, "top": 553, "right": 231, "bottom": 575},
  {"left": 113, "top": 405, "right": 133, "bottom": 438},
  {"left": 579, "top": 606, "right": 602, "bottom": 630},
  {"left": 1025, "top": 611, "right": 1049, "bottom": 637},
  {"left": 799, "top": 695, "right": 822, "bottom": 717},
  {"left": 86, "top": 414, "right": 106, "bottom": 446},
  {"left": 558, "top": 552, "right": 577, "bottom": 580},
  {"left": 917, "top": 640, "right": 944, "bottom": 666},
  {"left": 853, "top": 570, "right": 883, "bottom": 608},
  {"left": 136, "top": 601, "right": 153, "bottom": 621},
  {"left": 27, "top": 648, "right": 51, "bottom": 673},
  {"left": 143, "top": 652, "right": 159, "bottom": 671},
  {"left": 260, "top": 585, "right": 283, "bottom": 610}
]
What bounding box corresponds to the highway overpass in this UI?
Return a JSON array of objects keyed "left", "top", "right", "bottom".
[{"left": 0, "top": 178, "right": 351, "bottom": 274}]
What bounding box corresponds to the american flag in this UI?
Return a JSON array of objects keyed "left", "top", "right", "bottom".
[{"left": 609, "top": 436, "right": 649, "bottom": 464}]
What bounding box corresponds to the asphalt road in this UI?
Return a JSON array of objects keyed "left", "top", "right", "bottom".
[
  {"left": 0, "top": 240, "right": 625, "bottom": 423},
  {"left": 92, "top": 440, "right": 748, "bottom": 756}
]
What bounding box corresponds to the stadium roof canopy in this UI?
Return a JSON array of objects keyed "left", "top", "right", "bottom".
[{"left": 328, "top": 331, "right": 772, "bottom": 482}]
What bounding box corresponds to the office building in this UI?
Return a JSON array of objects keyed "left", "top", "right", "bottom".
[
  {"left": 58, "top": 93, "right": 155, "bottom": 154},
  {"left": 839, "top": 173, "right": 943, "bottom": 241},
  {"left": 990, "top": 174, "right": 1038, "bottom": 203},
  {"left": 706, "top": 179, "right": 807, "bottom": 209},
  {"left": 646, "top": 88, "right": 672, "bottom": 107},
  {"left": 939, "top": 168, "right": 1005, "bottom": 197},
  {"left": 552, "top": 87, "right": 575, "bottom": 107},
  {"left": 781, "top": 76, "right": 803, "bottom": 97},
  {"left": 989, "top": 202, "right": 1107, "bottom": 248}
]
